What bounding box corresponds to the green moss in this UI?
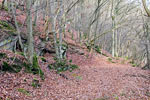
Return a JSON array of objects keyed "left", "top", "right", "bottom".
[
  {"left": 48, "top": 58, "right": 79, "bottom": 73},
  {"left": 132, "top": 63, "right": 137, "bottom": 67},
  {"left": 0, "top": 4, "right": 8, "bottom": 11},
  {"left": 85, "top": 42, "right": 92, "bottom": 51},
  {"left": 41, "top": 57, "right": 46, "bottom": 62},
  {"left": 125, "top": 56, "right": 129, "bottom": 60},
  {"left": 31, "top": 78, "right": 41, "bottom": 88},
  {"left": 83, "top": 33, "right": 87, "bottom": 39},
  {"left": 95, "top": 45, "right": 101, "bottom": 54},
  {"left": 1, "top": 56, "right": 25, "bottom": 73},
  {"left": 0, "top": 54, "right": 45, "bottom": 80},
  {"left": 17, "top": 88, "right": 30, "bottom": 96},
  {"left": 62, "top": 43, "right": 68, "bottom": 48},
  {"left": 76, "top": 76, "right": 82, "bottom": 80},
  {"left": 20, "top": 55, "right": 44, "bottom": 79},
  {"left": 69, "top": 64, "right": 78, "bottom": 72},
  {"left": 0, "top": 53, "right": 7, "bottom": 59},
  {"left": 2, "top": 61, "right": 22, "bottom": 73},
  {"left": 7, "top": 31, "right": 16, "bottom": 35},
  {"left": 16, "top": 52, "right": 25, "bottom": 56},
  {"left": 108, "top": 57, "right": 112, "bottom": 62},
  {"left": 22, "top": 62, "right": 31, "bottom": 73},
  {"left": 102, "top": 53, "right": 108, "bottom": 57},
  {"left": 112, "top": 16, "right": 115, "bottom": 20},
  {"left": 129, "top": 60, "right": 137, "bottom": 67},
  {"left": 32, "top": 54, "right": 44, "bottom": 80},
  {"left": 11, "top": 64, "right": 22, "bottom": 72},
  {"left": 0, "top": 20, "right": 15, "bottom": 32},
  {"left": 0, "top": 24, "right": 2, "bottom": 29},
  {"left": 107, "top": 57, "right": 115, "bottom": 63},
  {"left": 114, "top": 96, "right": 119, "bottom": 100}
]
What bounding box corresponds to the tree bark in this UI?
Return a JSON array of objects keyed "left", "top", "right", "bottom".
[
  {"left": 11, "top": 0, "right": 23, "bottom": 51},
  {"left": 2, "top": 0, "right": 5, "bottom": 9},
  {"left": 26, "top": 0, "right": 34, "bottom": 64},
  {"left": 142, "top": 0, "right": 150, "bottom": 17}
]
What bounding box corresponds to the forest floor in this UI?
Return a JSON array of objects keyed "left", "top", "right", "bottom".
[
  {"left": 0, "top": 2, "right": 150, "bottom": 100},
  {"left": 0, "top": 50, "right": 150, "bottom": 100}
]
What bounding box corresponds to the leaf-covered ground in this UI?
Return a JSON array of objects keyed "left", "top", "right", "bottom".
[{"left": 0, "top": 50, "right": 150, "bottom": 100}]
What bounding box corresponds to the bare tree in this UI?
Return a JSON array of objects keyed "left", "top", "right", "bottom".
[{"left": 26, "top": 0, "right": 34, "bottom": 64}]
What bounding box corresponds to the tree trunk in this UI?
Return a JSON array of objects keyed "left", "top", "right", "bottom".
[
  {"left": 11, "top": 0, "right": 23, "bottom": 50},
  {"left": 2, "top": 0, "right": 5, "bottom": 9},
  {"left": 33, "top": 0, "right": 38, "bottom": 26},
  {"left": 58, "top": 0, "right": 63, "bottom": 60},
  {"left": 26, "top": 0, "right": 34, "bottom": 64},
  {"left": 111, "top": 0, "right": 115, "bottom": 57},
  {"left": 142, "top": 0, "right": 150, "bottom": 17},
  {"left": 142, "top": 0, "right": 150, "bottom": 69}
]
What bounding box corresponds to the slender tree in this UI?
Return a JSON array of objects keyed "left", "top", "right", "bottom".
[
  {"left": 142, "top": 0, "right": 150, "bottom": 69},
  {"left": 11, "top": 0, "right": 23, "bottom": 50},
  {"left": 26, "top": 0, "right": 34, "bottom": 64},
  {"left": 1, "top": 0, "right": 5, "bottom": 9}
]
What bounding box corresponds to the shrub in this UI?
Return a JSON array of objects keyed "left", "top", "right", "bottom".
[
  {"left": 0, "top": 4, "right": 8, "bottom": 11},
  {"left": 95, "top": 45, "right": 101, "bottom": 54},
  {"left": 0, "top": 53, "right": 44, "bottom": 80},
  {"left": 0, "top": 20, "right": 15, "bottom": 31},
  {"left": 48, "top": 58, "right": 79, "bottom": 73}
]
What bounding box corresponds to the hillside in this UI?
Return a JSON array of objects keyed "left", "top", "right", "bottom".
[
  {"left": 0, "top": 50, "right": 150, "bottom": 100},
  {"left": 0, "top": 0, "right": 150, "bottom": 100}
]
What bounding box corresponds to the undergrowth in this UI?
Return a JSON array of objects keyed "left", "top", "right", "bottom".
[
  {"left": 107, "top": 57, "right": 115, "bottom": 63},
  {"left": 31, "top": 78, "right": 41, "bottom": 88},
  {"left": 32, "top": 54, "right": 44, "bottom": 80},
  {"left": 17, "top": 88, "right": 30, "bottom": 96},
  {"left": 0, "top": 53, "right": 44, "bottom": 80},
  {"left": 0, "top": 20, "right": 15, "bottom": 31},
  {"left": 41, "top": 57, "right": 46, "bottom": 62},
  {"left": 84, "top": 43, "right": 109, "bottom": 56},
  {"left": 0, "top": 53, "right": 7, "bottom": 59},
  {"left": 48, "top": 58, "right": 79, "bottom": 73},
  {"left": 129, "top": 60, "right": 137, "bottom": 67},
  {"left": 94, "top": 45, "right": 102, "bottom": 54},
  {"left": 0, "top": 4, "right": 8, "bottom": 11}
]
